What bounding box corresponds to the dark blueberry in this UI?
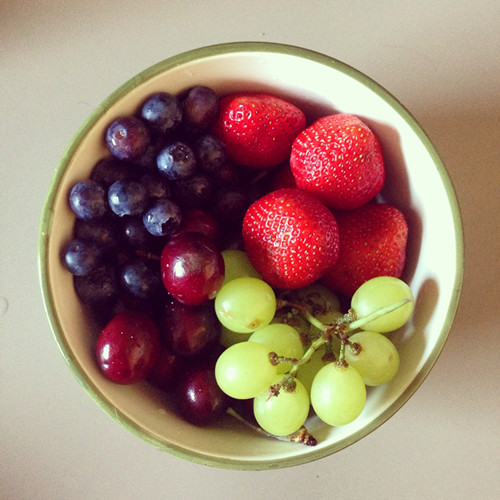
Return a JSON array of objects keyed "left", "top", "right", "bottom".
[
  {"left": 73, "top": 263, "right": 119, "bottom": 304},
  {"left": 211, "top": 161, "right": 242, "bottom": 187},
  {"left": 142, "top": 198, "right": 182, "bottom": 237},
  {"left": 156, "top": 141, "right": 197, "bottom": 180},
  {"left": 74, "top": 219, "right": 120, "bottom": 253},
  {"left": 211, "top": 188, "right": 250, "bottom": 224},
  {"left": 105, "top": 116, "right": 150, "bottom": 161},
  {"left": 122, "top": 216, "right": 154, "bottom": 249},
  {"left": 132, "top": 141, "right": 163, "bottom": 171},
  {"left": 108, "top": 179, "right": 149, "bottom": 217},
  {"left": 119, "top": 259, "right": 161, "bottom": 300},
  {"left": 69, "top": 180, "right": 108, "bottom": 220},
  {"left": 140, "top": 92, "right": 182, "bottom": 135},
  {"left": 140, "top": 173, "right": 171, "bottom": 199},
  {"left": 182, "top": 86, "right": 218, "bottom": 132},
  {"left": 90, "top": 158, "right": 134, "bottom": 187},
  {"left": 173, "top": 173, "right": 214, "bottom": 209},
  {"left": 61, "top": 238, "right": 103, "bottom": 276},
  {"left": 195, "top": 134, "right": 226, "bottom": 173}
]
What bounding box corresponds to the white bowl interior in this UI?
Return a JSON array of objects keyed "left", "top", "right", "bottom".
[{"left": 39, "top": 42, "right": 463, "bottom": 469}]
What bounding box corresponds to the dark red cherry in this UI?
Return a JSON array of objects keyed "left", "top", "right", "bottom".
[
  {"left": 174, "top": 209, "right": 219, "bottom": 241},
  {"left": 147, "top": 345, "right": 184, "bottom": 391},
  {"left": 176, "top": 365, "right": 229, "bottom": 426},
  {"left": 160, "top": 299, "right": 220, "bottom": 359},
  {"left": 160, "top": 232, "right": 224, "bottom": 305},
  {"left": 95, "top": 311, "right": 160, "bottom": 384}
]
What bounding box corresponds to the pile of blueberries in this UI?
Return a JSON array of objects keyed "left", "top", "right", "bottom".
[{"left": 62, "top": 86, "right": 262, "bottom": 320}]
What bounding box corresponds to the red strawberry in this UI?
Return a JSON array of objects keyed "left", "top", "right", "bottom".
[
  {"left": 213, "top": 93, "right": 306, "bottom": 169},
  {"left": 290, "top": 114, "right": 385, "bottom": 210},
  {"left": 322, "top": 203, "right": 408, "bottom": 297},
  {"left": 242, "top": 188, "right": 340, "bottom": 289}
]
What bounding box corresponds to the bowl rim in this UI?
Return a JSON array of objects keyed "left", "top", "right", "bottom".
[{"left": 38, "top": 41, "right": 464, "bottom": 469}]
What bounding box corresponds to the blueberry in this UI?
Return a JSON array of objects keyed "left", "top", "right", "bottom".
[
  {"left": 119, "top": 259, "right": 161, "bottom": 300},
  {"left": 69, "top": 180, "right": 108, "bottom": 220},
  {"left": 73, "top": 264, "right": 119, "bottom": 304},
  {"left": 174, "top": 173, "right": 214, "bottom": 209},
  {"left": 211, "top": 188, "right": 250, "bottom": 223},
  {"left": 140, "top": 173, "right": 171, "bottom": 199},
  {"left": 90, "top": 158, "right": 134, "bottom": 187},
  {"left": 195, "top": 135, "right": 226, "bottom": 173},
  {"left": 108, "top": 179, "right": 149, "bottom": 217},
  {"left": 74, "top": 219, "right": 120, "bottom": 253},
  {"left": 182, "top": 86, "right": 218, "bottom": 132},
  {"left": 105, "top": 116, "right": 150, "bottom": 161},
  {"left": 142, "top": 198, "right": 182, "bottom": 237},
  {"left": 122, "top": 216, "right": 154, "bottom": 249},
  {"left": 141, "top": 92, "right": 182, "bottom": 135},
  {"left": 61, "top": 238, "right": 103, "bottom": 276},
  {"left": 156, "top": 142, "right": 197, "bottom": 180}
]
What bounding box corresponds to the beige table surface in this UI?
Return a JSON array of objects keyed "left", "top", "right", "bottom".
[{"left": 2, "top": 1, "right": 499, "bottom": 499}]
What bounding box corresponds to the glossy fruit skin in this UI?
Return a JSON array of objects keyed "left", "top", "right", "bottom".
[
  {"left": 69, "top": 180, "right": 108, "bottom": 220},
  {"left": 105, "top": 116, "right": 151, "bottom": 161},
  {"left": 160, "top": 232, "right": 225, "bottom": 305},
  {"left": 242, "top": 188, "right": 340, "bottom": 289},
  {"left": 182, "top": 86, "right": 219, "bottom": 133},
  {"left": 140, "top": 92, "right": 182, "bottom": 135},
  {"left": 322, "top": 203, "right": 408, "bottom": 297},
  {"left": 290, "top": 114, "right": 385, "bottom": 210},
  {"left": 174, "top": 209, "right": 219, "bottom": 241},
  {"left": 176, "top": 365, "right": 229, "bottom": 426},
  {"left": 213, "top": 93, "right": 306, "bottom": 168},
  {"left": 95, "top": 311, "right": 161, "bottom": 384}
]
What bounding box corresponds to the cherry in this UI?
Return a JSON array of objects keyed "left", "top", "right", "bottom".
[
  {"left": 148, "top": 345, "right": 184, "bottom": 391},
  {"left": 160, "top": 299, "right": 220, "bottom": 359},
  {"left": 176, "top": 365, "right": 229, "bottom": 426},
  {"left": 174, "top": 209, "right": 219, "bottom": 241},
  {"left": 95, "top": 311, "right": 160, "bottom": 384},
  {"left": 160, "top": 232, "right": 224, "bottom": 305}
]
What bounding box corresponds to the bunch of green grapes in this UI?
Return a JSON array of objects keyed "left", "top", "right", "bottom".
[{"left": 214, "top": 250, "right": 414, "bottom": 438}]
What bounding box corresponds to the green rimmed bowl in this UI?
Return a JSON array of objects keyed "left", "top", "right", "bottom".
[{"left": 39, "top": 42, "right": 464, "bottom": 469}]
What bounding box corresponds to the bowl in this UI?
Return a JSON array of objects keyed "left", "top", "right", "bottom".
[{"left": 39, "top": 42, "right": 464, "bottom": 469}]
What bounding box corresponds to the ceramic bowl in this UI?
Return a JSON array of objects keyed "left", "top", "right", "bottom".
[{"left": 39, "top": 42, "right": 464, "bottom": 469}]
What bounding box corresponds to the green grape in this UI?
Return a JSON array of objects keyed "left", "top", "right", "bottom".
[
  {"left": 311, "top": 363, "right": 366, "bottom": 426},
  {"left": 253, "top": 376, "right": 310, "bottom": 436},
  {"left": 215, "top": 341, "right": 277, "bottom": 399},
  {"left": 249, "top": 323, "right": 304, "bottom": 373},
  {"left": 215, "top": 277, "right": 276, "bottom": 333},
  {"left": 345, "top": 331, "right": 400, "bottom": 386},
  {"left": 221, "top": 249, "right": 261, "bottom": 286},
  {"left": 291, "top": 282, "right": 341, "bottom": 316},
  {"left": 219, "top": 326, "right": 252, "bottom": 347},
  {"left": 296, "top": 344, "right": 331, "bottom": 394},
  {"left": 351, "top": 276, "right": 414, "bottom": 333}
]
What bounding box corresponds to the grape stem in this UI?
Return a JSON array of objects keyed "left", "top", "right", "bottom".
[
  {"left": 281, "top": 297, "right": 411, "bottom": 378},
  {"left": 226, "top": 407, "right": 317, "bottom": 446}
]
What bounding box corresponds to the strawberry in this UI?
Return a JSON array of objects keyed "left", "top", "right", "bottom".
[
  {"left": 213, "top": 93, "right": 306, "bottom": 169},
  {"left": 322, "top": 203, "right": 408, "bottom": 297},
  {"left": 290, "top": 114, "right": 385, "bottom": 210},
  {"left": 242, "top": 188, "right": 340, "bottom": 289}
]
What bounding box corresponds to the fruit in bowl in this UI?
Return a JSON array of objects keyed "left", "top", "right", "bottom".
[{"left": 39, "top": 42, "right": 463, "bottom": 469}]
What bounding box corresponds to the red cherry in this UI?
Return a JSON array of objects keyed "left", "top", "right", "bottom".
[
  {"left": 95, "top": 311, "right": 160, "bottom": 384},
  {"left": 160, "top": 232, "right": 224, "bottom": 305}
]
